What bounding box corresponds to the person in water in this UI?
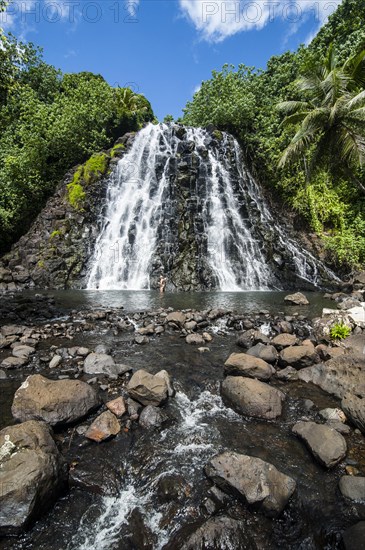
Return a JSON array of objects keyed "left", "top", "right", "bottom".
[{"left": 159, "top": 274, "right": 167, "bottom": 293}]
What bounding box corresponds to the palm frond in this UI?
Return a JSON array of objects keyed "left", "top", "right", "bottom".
[
  {"left": 347, "top": 89, "right": 365, "bottom": 110},
  {"left": 343, "top": 49, "right": 365, "bottom": 88},
  {"left": 277, "top": 100, "right": 309, "bottom": 115}
]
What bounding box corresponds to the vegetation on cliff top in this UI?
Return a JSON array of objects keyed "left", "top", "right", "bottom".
[
  {"left": 0, "top": 2, "right": 155, "bottom": 252},
  {"left": 182, "top": 0, "right": 365, "bottom": 271}
]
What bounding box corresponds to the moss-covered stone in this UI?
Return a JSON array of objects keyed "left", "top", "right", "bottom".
[
  {"left": 213, "top": 130, "right": 223, "bottom": 141},
  {"left": 110, "top": 143, "right": 125, "bottom": 158},
  {"left": 83, "top": 153, "right": 109, "bottom": 184}
]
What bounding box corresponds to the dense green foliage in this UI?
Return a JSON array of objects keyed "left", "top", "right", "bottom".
[
  {"left": 182, "top": 0, "right": 365, "bottom": 271},
  {"left": 330, "top": 321, "right": 351, "bottom": 340},
  {"left": 0, "top": 18, "right": 154, "bottom": 252}
]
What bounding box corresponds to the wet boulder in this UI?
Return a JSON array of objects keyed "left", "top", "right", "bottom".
[
  {"left": 205, "top": 452, "right": 296, "bottom": 517},
  {"left": 12, "top": 374, "right": 100, "bottom": 426},
  {"left": 298, "top": 356, "right": 365, "bottom": 400},
  {"left": 271, "top": 333, "right": 298, "bottom": 349},
  {"left": 339, "top": 476, "right": 365, "bottom": 501},
  {"left": 0, "top": 421, "right": 66, "bottom": 535},
  {"left": 342, "top": 521, "right": 365, "bottom": 550},
  {"left": 221, "top": 376, "right": 285, "bottom": 420},
  {"left": 166, "top": 311, "right": 186, "bottom": 327},
  {"left": 224, "top": 352, "right": 275, "bottom": 380},
  {"left": 185, "top": 333, "right": 205, "bottom": 345},
  {"left": 83, "top": 352, "right": 125, "bottom": 376},
  {"left": 342, "top": 392, "right": 365, "bottom": 434},
  {"left": 168, "top": 516, "right": 257, "bottom": 550},
  {"left": 292, "top": 421, "right": 347, "bottom": 468},
  {"left": 279, "top": 345, "right": 318, "bottom": 369},
  {"left": 85, "top": 411, "right": 120, "bottom": 442},
  {"left": 127, "top": 369, "right": 172, "bottom": 406},
  {"left": 139, "top": 405, "right": 167, "bottom": 429},
  {"left": 246, "top": 343, "right": 278, "bottom": 364},
  {"left": 284, "top": 292, "right": 309, "bottom": 305}
]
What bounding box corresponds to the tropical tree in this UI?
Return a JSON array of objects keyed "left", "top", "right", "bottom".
[{"left": 278, "top": 45, "right": 365, "bottom": 193}]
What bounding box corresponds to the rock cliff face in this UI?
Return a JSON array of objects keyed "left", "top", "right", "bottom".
[
  {"left": 0, "top": 124, "right": 339, "bottom": 292},
  {"left": 0, "top": 133, "right": 136, "bottom": 291}
]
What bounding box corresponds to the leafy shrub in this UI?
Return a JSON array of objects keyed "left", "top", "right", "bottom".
[{"left": 330, "top": 322, "right": 351, "bottom": 340}]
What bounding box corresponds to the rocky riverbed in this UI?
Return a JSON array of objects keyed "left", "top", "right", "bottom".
[{"left": 0, "top": 289, "right": 365, "bottom": 549}]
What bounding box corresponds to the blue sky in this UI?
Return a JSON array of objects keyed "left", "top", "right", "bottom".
[{"left": 1, "top": 1, "right": 343, "bottom": 120}]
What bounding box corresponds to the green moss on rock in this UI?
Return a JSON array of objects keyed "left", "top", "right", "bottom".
[
  {"left": 110, "top": 143, "right": 125, "bottom": 158},
  {"left": 66, "top": 152, "right": 109, "bottom": 210}
]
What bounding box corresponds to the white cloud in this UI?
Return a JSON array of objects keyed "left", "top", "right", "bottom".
[
  {"left": 193, "top": 83, "right": 201, "bottom": 94},
  {"left": 179, "top": 0, "right": 343, "bottom": 43}
]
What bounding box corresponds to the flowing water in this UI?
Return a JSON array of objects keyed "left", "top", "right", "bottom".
[{"left": 86, "top": 124, "right": 338, "bottom": 292}]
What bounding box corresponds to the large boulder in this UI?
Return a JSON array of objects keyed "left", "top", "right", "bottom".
[
  {"left": 83, "top": 353, "right": 126, "bottom": 376},
  {"left": 339, "top": 476, "right": 365, "bottom": 501},
  {"left": 271, "top": 333, "right": 298, "bottom": 349},
  {"left": 246, "top": 343, "right": 278, "bottom": 364},
  {"left": 284, "top": 292, "right": 309, "bottom": 305},
  {"left": 342, "top": 521, "right": 365, "bottom": 550},
  {"left": 298, "top": 356, "right": 365, "bottom": 400},
  {"left": 224, "top": 352, "right": 275, "bottom": 380},
  {"left": 167, "top": 516, "right": 257, "bottom": 550},
  {"left": 127, "top": 369, "right": 172, "bottom": 406},
  {"left": 205, "top": 452, "right": 296, "bottom": 517},
  {"left": 221, "top": 376, "right": 285, "bottom": 420},
  {"left": 166, "top": 311, "right": 186, "bottom": 327},
  {"left": 12, "top": 374, "right": 100, "bottom": 426},
  {"left": 341, "top": 393, "right": 365, "bottom": 434},
  {"left": 292, "top": 421, "right": 347, "bottom": 468},
  {"left": 0, "top": 421, "right": 66, "bottom": 535},
  {"left": 279, "top": 345, "right": 318, "bottom": 369}
]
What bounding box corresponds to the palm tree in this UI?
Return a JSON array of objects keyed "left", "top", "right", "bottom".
[{"left": 277, "top": 45, "right": 365, "bottom": 193}]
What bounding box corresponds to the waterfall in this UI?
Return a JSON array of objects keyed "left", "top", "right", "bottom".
[
  {"left": 87, "top": 124, "right": 175, "bottom": 290},
  {"left": 87, "top": 123, "right": 338, "bottom": 291}
]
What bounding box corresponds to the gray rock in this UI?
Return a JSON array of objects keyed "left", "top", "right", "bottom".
[
  {"left": 139, "top": 405, "right": 167, "bottom": 429},
  {"left": 185, "top": 333, "right": 205, "bottom": 345},
  {"left": 224, "top": 352, "right": 275, "bottom": 380},
  {"left": 85, "top": 411, "right": 120, "bottom": 442},
  {"left": 174, "top": 516, "right": 256, "bottom": 550},
  {"left": 284, "top": 292, "right": 309, "bottom": 305},
  {"left": 326, "top": 421, "right": 351, "bottom": 435},
  {"left": 276, "top": 366, "right": 298, "bottom": 381},
  {"left": 135, "top": 334, "right": 149, "bottom": 345},
  {"left": 221, "top": 376, "right": 285, "bottom": 419},
  {"left": 166, "top": 311, "right": 186, "bottom": 327},
  {"left": 341, "top": 334, "right": 365, "bottom": 358},
  {"left": 298, "top": 356, "right": 365, "bottom": 400},
  {"left": 49, "top": 355, "right": 62, "bottom": 369},
  {"left": 279, "top": 345, "right": 318, "bottom": 369},
  {"left": 94, "top": 344, "right": 110, "bottom": 354},
  {"left": 292, "top": 421, "right": 347, "bottom": 468},
  {"left": 1, "top": 356, "right": 27, "bottom": 369},
  {"left": 319, "top": 408, "right": 346, "bottom": 422},
  {"left": 12, "top": 374, "right": 100, "bottom": 426},
  {"left": 342, "top": 521, "right": 365, "bottom": 550},
  {"left": 127, "top": 369, "right": 170, "bottom": 406},
  {"left": 205, "top": 452, "right": 296, "bottom": 517},
  {"left": 271, "top": 333, "right": 298, "bottom": 349},
  {"left": 12, "top": 345, "right": 35, "bottom": 359},
  {"left": 339, "top": 476, "right": 365, "bottom": 501},
  {"left": 0, "top": 421, "right": 66, "bottom": 535},
  {"left": 83, "top": 353, "right": 121, "bottom": 376},
  {"left": 246, "top": 343, "right": 278, "bottom": 364},
  {"left": 0, "top": 369, "right": 7, "bottom": 379},
  {"left": 342, "top": 392, "right": 365, "bottom": 434}
]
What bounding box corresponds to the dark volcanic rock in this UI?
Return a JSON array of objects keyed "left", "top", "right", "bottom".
[
  {"left": 224, "top": 352, "right": 275, "bottom": 380},
  {"left": 221, "top": 376, "right": 285, "bottom": 419},
  {"left": 0, "top": 421, "right": 66, "bottom": 535},
  {"left": 11, "top": 374, "right": 100, "bottom": 426},
  {"left": 292, "top": 421, "right": 347, "bottom": 468},
  {"left": 342, "top": 521, "right": 365, "bottom": 550},
  {"left": 205, "top": 451, "right": 296, "bottom": 517}
]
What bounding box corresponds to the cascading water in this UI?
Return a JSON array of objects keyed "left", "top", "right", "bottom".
[
  {"left": 87, "top": 123, "right": 338, "bottom": 291},
  {"left": 87, "top": 124, "right": 176, "bottom": 290}
]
